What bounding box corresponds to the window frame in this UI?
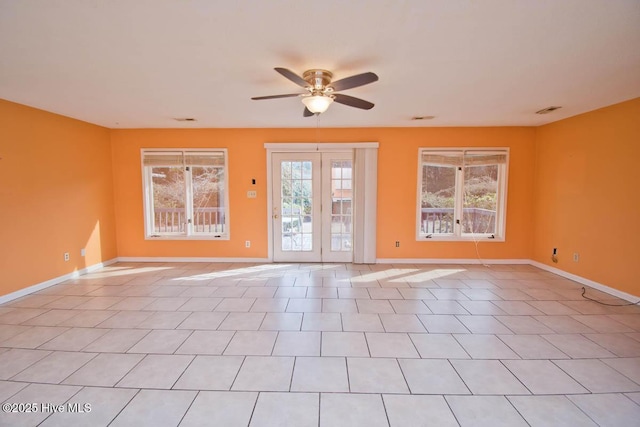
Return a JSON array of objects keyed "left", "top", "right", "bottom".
[
  {"left": 416, "top": 147, "right": 509, "bottom": 242},
  {"left": 141, "top": 148, "right": 230, "bottom": 240}
]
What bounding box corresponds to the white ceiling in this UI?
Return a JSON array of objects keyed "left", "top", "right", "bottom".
[{"left": 1, "top": 0, "right": 639, "bottom": 129}]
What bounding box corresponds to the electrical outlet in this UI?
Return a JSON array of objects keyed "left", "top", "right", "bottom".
[
  {"left": 395, "top": 241, "right": 400, "bottom": 247},
  {"left": 573, "top": 252, "right": 579, "bottom": 262},
  {"left": 64, "top": 252, "right": 70, "bottom": 262},
  {"left": 247, "top": 191, "right": 257, "bottom": 198},
  {"left": 245, "top": 240, "right": 251, "bottom": 248}
]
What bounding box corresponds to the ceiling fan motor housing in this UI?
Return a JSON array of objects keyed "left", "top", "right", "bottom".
[{"left": 303, "top": 69, "right": 333, "bottom": 91}]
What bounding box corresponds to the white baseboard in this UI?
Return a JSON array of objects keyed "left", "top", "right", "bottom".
[
  {"left": 378, "top": 258, "right": 638, "bottom": 301},
  {"left": 529, "top": 260, "right": 639, "bottom": 303},
  {"left": 0, "top": 258, "right": 118, "bottom": 305},
  {"left": 3, "top": 256, "right": 636, "bottom": 304},
  {"left": 116, "top": 256, "right": 271, "bottom": 263},
  {"left": 375, "top": 258, "right": 530, "bottom": 265}
]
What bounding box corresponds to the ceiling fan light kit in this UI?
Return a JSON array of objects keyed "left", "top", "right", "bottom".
[
  {"left": 302, "top": 95, "right": 334, "bottom": 114},
  {"left": 251, "top": 67, "right": 378, "bottom": 116}
]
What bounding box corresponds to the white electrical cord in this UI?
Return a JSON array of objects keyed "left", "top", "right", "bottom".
[
  {"left": 581, "top": 287, "right": 640, "bottom": 306},
  {"left": 462, "top": 163, "right": 491, "bottom": 268}
]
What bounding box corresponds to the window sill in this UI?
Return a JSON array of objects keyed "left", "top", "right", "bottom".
[
  {"left": 145, "top": 235, "right": 230, "bottom": 241},
  {"left": 417, "top": 235, "right": 505, "bottom": 242}
]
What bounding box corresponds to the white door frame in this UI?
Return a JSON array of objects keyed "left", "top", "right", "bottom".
[{"left": 265, "top": 142, "right": 378, "bottom": 262}]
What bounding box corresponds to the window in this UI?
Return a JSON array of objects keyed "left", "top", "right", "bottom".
[
  {"left": 417, "top": 149, "right": 508, "bottom": 240},
  {"left": 142, "top": 150, "right": 229, "bottom": 239}
]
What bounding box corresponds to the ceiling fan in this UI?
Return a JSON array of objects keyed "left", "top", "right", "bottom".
[{"left": 251, "top": 68, "right": 378, "bottom": 116}]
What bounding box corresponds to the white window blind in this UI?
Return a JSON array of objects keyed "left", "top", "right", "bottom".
[
  {"left": 185, "top": 152, "right": 225, "bottom": 166},
  {"left": 142, "top": 152, "right": 184, "bottom": 166},
  {"left": 463, "top": 152, "right": 507, "bottom": 166},
  {"left": 421, "top": 152, "right": 463, "bottom": 166}
]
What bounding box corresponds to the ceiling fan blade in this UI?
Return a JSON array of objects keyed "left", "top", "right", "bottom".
[
  {"left": 274, "top": 67, "right": 309, "bottom": 88},
  {"left": 333, "top": 93, "right": 375, "bottom": 110},
  {"left": 251, "top": 93, "right": 303, "bottom": 100},
  {"left": 330, "top": 72, "right": 378, "bottom": 92},
  {"left": 303, "top": 107, "right": 314, "bottom": 117}
]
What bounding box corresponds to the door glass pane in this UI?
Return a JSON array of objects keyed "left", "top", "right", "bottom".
[
  {"left": 302, "top": 162, "right": 312, "bottom": 179},
  {"left": 282, "top": 235, "right": 293, "bottom": 251},
  {"left": 151, "top": 166, "right": 185, "bottom": 233},
  {"left": 302, "top": 234, "right": 312, "bottom": 250},
  {"left": 421, "top": 164, "right": 456, "bottom": 234},
  {"left": 331, "top": 234, "right": 341, "bottom": 251},
  {"left": 330, "top": 160, "right": 352, "bottom": 251},
  {"left": 462, "top": 165, "right": 498, "bottom": 234},
  {"left": 191, "top": 165, "right": 225, "bottom": 234},
  {"left": 292, "top": 161, "right": 302, "bottom": 179},
  {"left": 281, "top": 160, "right": 313, "bottom": 252},
  {"left": 280, "top": 180, "right": 293, "bottom": 198}
]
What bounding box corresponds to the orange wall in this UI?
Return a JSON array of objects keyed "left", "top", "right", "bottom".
[
  {"left": 0, "top": 99, "right": 117, "bottom": 295},
  {"left": 533, "top": 98, "right": 640, "bottom": 295},
  {"left": 4, "top": 95, "right": 637, "bottom": 297},
  {"left": 111, "top": 127, "right": 536, "bottom": 260}
]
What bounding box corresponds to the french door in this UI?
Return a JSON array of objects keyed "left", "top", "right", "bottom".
[{"left": 272, "top": 152, "right": 353, "bottom": 262}]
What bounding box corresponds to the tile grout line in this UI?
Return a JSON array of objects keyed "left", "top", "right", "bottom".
[
  {"left": 497, "top": 359, "right": 534, "bottom": 395},
  {"left": 442, "top": 394, "right": 463, "bottom": 427},
  {"left": 169, "top": 353, "right": 197, "bottom": 390},
  {"left": 447, "top": 358, "right": 474, "bottom": 396},
  {"left": 107, "top": 388, "right": 143, "bottom": 425},
  {"left": 379, "top": 393, "right": 392, "bottom": 427},
  {"left": 501, "top": 394, "right": 532, "bottom": 426},
  {"left": 175, "top": 389, "right": 200, "bottom": 426}
]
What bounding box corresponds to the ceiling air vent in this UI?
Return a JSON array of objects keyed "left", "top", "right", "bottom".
[
  {"left": 535, "top": 106, "right": 562, "bottom": 114},
  {"left": 173, "top": 118, "right": 197, "bottom": 122}
]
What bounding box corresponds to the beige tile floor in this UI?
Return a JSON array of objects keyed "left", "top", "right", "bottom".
[{"left": 0, "top": 262, "right": 639, "bottom": 426}]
